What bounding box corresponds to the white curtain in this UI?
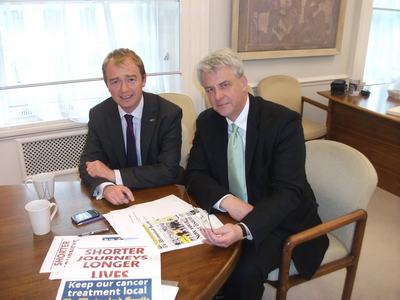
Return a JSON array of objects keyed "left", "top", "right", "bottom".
[
  {"left": 363, "top": 0, "right": 400, "bottom": 84},
  {"left": 0, "top": 1, "right": 180, "bottom": 125}
]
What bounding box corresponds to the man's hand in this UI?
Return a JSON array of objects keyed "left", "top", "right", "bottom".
[
  {"left": 86, "top": 161, "right": 115, "bottom": 182},
  {"left": 103, "top": 185, "right": 134, "bottom": 205},
  {"left": 201, "top": 223, "right": 243, "bottom": 248},
  {"left": 220, "top": 195, "right": 253, "bottom": 221}
]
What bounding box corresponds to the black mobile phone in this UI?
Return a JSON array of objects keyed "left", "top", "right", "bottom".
[{"left": 71, "top": 209, "right": 100, "bottom": 225}]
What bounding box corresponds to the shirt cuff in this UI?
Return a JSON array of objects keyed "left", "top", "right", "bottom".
[
  {"left": 95, "top": 182, "right": 115, "bottom": 200},
  {"left": 238, "top": 222, "right": 253, "bottom": 240},
  {"left": 114, "top": 170, "right": 123, "bottom": 185},
  {"left": 213, "top": 194, "right": 232, "bottom": 212}
]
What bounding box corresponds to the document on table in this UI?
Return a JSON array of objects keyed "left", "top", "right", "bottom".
[
  {"left": 103, "top": 194, "right": 223, "bottom": 253},
  {"left": 40, "top": 235, "right": 121, "bottom": 278},
  {"left": 41, "top": 235, "right": 178, "bottom": 300},
  {"left": 54, "top": 237, "right": 162, "bottom": 300}
]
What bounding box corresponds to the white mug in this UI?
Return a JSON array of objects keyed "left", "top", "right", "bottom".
[
  {"left": 25, "top": 199, "right": 58, "bottom": 235},
  {"left": 349, "top": 78, "right": 361, "bottom": 96},
  {"left": 25, "top": 173, "right": 55, "bottom": 200}
]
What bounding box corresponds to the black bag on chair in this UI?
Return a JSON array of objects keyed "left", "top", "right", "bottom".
[{"left": 330, "top": 79, "right": 347, "bottom": 95}]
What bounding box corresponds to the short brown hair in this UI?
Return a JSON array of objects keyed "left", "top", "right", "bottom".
[{"left": 102, "top": 48, "right": 146, "bottom": 85}]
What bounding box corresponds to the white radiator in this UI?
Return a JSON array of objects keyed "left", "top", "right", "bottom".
[{"left": 16, "top": 129, "right": 87, "bottom": 180}]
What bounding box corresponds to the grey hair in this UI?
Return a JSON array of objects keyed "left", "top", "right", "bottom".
[{"left": 196, "top": 48, "right": 244, "bottom": 86}]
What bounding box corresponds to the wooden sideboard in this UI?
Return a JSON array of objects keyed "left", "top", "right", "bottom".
[{"left": 318, "top": 83, "right": 400, "bottom": 197}]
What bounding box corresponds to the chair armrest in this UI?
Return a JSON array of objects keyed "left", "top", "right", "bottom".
[
  {"left": 277, "top": 209, "right": 368, "bottom": 281},
  {"left": 283, "top": 209, "right": 367, "bottom": 253},
  {"left": 301, "top": 96, "right": 331, "bottom": 113}
]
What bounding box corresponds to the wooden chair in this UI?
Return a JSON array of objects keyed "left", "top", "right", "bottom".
[
  {"left": 177, "top": 122, "right": 189, "bottom": 168},
  {"left": 265, "top": 140, "right": 378, "bottom": 300},
  {"left": 257, "top": 75, "right": 329, "bottom": 141},
  {"left": 159, "top": 92, "right": 196, "bottom": 144},
  {"left": 159, "top": 93, "right": 196, "bottom": 168}
]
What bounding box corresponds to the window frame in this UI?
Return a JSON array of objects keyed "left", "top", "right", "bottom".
[
  {"left": 351, "top": 0, "right": 374, "bottom": 81},
  {"left": 0, "top": 0, "right": 210, "bottom": 140}
]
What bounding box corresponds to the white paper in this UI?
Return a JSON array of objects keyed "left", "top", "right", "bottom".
[
  {"left": 103, "top": 194, "right": 223, "bottom": 253},
  {"left": 161, "top": 284, "right": 179, "bottom": 300},
  {"left": 40, "top": 235, "right": 121, "bottom": 276},
  {"left": 55, "top": 237, "right": 162, "bottom": 300}
]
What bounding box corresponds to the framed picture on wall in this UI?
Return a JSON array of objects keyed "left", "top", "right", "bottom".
[{"left": 231, "top": 0, "right": 347, "bottom": 60}]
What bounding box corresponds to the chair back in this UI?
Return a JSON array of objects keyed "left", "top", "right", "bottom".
[
  {"left": 159, "top": 93, "right": 196, "bottom": 144},
  {"left": 180, "top": 122, "right": 189, "bottom": 168},
  {"left": 305, "top": 140, "right": 377, "bottom": 251},
  {"left": 257, "top": 75, "right": 302, "bottom": 113}
]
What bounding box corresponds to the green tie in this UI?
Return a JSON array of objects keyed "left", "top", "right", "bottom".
[{"left": 228, "top": 123, "right": 246, "bottom": 201}]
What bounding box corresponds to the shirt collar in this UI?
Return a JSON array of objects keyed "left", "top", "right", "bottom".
[
  {"left": 118, "top": 94, "right": 144, "bottom": 121},
  {"left": 226, "top": 95, "right": 249, "bottom": 131}
]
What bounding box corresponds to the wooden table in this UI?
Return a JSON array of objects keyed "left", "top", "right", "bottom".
[
  {"left": 0, "top": 182, "right": 241, "bottom": 300},
  {"left": 318, "top": 83, "right": 400, "bottom": 197}
]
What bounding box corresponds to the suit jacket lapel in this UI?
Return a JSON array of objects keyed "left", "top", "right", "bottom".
[
  {"left": 246, "top": 96, "right": 260, "bottom": 177},
  {"left": 140, "top": 93, "right": 157, "bottom": 164},
  {"left": 211, "top": 112, "right": 230, "bottom": 188}
]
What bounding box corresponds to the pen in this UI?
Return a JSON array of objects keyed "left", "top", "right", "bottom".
[
  {"left": 78, "top": 215, "right": 104, "bottom": 226},
  {"left": 78, "top": 228, "right": 110, "bottom": 237}
]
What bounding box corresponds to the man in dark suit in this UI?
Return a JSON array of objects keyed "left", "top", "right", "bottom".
[
  {"left": 184, "top": 48, "right": 329, "bottom": 299},
  {"left": 79, "top": 48, "right": 183, "bottom": 205}
]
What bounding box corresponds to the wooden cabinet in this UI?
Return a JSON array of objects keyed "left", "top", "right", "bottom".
[{"left": 318, "top": 84, "right": 400, "bottom": 197}]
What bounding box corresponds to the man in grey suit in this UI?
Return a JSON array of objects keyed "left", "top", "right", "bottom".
[
  {"left": 184, "top": 48, "right": 328, "bottom": 299},
  {"left": 79, "top": 48, "right": 183, "bottom": 205}
]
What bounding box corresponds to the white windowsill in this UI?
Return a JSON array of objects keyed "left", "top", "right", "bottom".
[{"left": 0, "top": 119, "right": 88, "bottom": 141}]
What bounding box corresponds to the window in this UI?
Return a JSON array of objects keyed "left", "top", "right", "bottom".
[
  {"left": 0, "top": 0, "right": 180, "bottom": 127},
  {"left": 363, "top": 0, "right": 400, "bottom": 84}
]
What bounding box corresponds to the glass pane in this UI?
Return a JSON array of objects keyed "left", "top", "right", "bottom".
[
  {"left": 0, "top": 0, "right": 180, "bottom": 127},
  {"left": 0, "top": 74, "right": 182, "bottom": 127},
  {"left": 145, "top": 73, "right": 182, "bottom": 94},
  {"left": 363, "top": 8, "right": 400, "bottom": 84},
  {"left": 373, "top": 0, "right": 400, "bottom": 10},
  {"left": 0, "top": 1, "right": 179, "bottom": 87},
  {"left": 0, "top": 81, "right": 109, "bottom": 126}
]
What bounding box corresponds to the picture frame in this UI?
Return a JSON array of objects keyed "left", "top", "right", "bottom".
[{"left": 231, "top": 0, "right": 347, "bottom": 60}]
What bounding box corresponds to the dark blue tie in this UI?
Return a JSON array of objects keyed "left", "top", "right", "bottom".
[{"left": 124, "top": 114, "right": 138, "bottom": 167}]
